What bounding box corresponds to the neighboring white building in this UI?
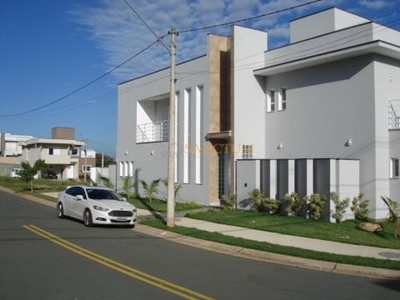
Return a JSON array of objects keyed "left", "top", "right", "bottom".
[
  {"left": 117, "top": 7, "right": 400, "bottom": 221},
  {"left": 0, "top": 132, "right": 35, "bottom": 157}
]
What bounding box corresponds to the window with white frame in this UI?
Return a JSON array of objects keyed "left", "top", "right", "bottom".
[
  {"left": 267, "top": 90, "right": 275, "bottom": 112},
  {"left": 49, "top": 148, "right": 60, "bottom": 155},
  {"left": 278, "top": 88, "right": 286, "bottom": 111},
  {"left": 119, "top": 162, "right": 124, "bottom": 177},
  {"left": 390, "top": 158, "right": 399, "bottom": 178},
  {"left": 242, "top": 144, "right": 253, "bottom": 159}
]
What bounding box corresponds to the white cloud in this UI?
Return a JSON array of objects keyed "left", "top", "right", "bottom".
[
  {"left": 68, "top": 0, "right": 335, "bottom": 82},
  {"left": 359, "top": 0, "right": 396, "bottom": 10}
]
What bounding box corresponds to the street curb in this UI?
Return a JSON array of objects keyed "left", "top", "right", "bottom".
[
  {"left": 1, "top": 186, "right": 399, "bottom": 280},
  {"left": 134, "top": 224, "right": 400, "bottom": 280}
]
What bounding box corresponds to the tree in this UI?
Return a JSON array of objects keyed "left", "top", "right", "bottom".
[
  {"left": 19, "top": 159, "right": 47, "bottom": 193},
  {"left": 95, "top": 153, "right": 115, "bottom": 167}
]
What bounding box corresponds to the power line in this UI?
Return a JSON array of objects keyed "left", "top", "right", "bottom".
[
  {"left": 178, "top": 0, "right": 323, "bottom": 34},
  {"left": 0, "top": 40, "right": 159, "bottom": 118}
]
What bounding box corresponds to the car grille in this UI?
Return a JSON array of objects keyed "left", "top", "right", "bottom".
[{"left": 108, "top": 210, "right": 134, "bottom": 217}]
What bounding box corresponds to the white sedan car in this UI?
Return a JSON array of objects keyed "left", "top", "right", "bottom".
[{"left": 57, "top": 185, "right": 137, "bottom": 227}]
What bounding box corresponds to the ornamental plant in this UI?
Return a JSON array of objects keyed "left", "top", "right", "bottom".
[
  {"left": 330, "top": 192, "right": 350, "bottom": 223},
  {"left": 263, "top": 198, "right": 281, "bottom": 214},
  {"left": 350, "top": 193, "right": 370, "bottom": 221},
  {"left": 221, "top": 194, "right": 236, "bottom": 210},
  {"left": 306, "top": 193, "right": 326, "bottom": 220},
  {"left": 248, "top": 188, "right": 266, "bottom": 211},
  {"left": 284, "top": 192, "right": 305, "bottom": 216}
]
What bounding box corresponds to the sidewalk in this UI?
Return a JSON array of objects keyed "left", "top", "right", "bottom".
[{"left": 137, "top": 209, "right": 400, "bottom": 261}]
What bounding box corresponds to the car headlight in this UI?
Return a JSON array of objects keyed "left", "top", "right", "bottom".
[
  {"left": 93, "top": 205, "right": 110, "bottom": 212},
  {"left": 132, "top": 208, "right": 137, "bottom": 213}
]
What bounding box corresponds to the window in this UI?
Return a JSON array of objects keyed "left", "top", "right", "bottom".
[
  {"left": 49, "top": 148, "right": 60, "bottom": 155},
  {"left": 267, "top": 90, "right": 275, "bottom": 112},
  {"left": 242, "top": 144, "right": 253, "bottom": 159},
  {"left": 279, "top": 88, "right": 286, "bottom": 111},
  {"left": 82, "top": 165, "right": 91, "bottom": 172},
  {"left": 390, "top": 158, "right": 399, "bottom": 178},
  {"left": 68, "top": 148, "right": 78, "bottom": 155}
]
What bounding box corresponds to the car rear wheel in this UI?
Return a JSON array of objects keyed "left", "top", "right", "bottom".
[
  {"left": 83, "top": 209, "right": 93, "bottom": 227},
  {"left": 57, "top": 203, "right": 64, "bottom": 218}
]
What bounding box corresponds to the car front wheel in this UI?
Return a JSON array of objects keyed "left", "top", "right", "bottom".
[
  {"left": 83, "top": 209, "right": 93, "bottom": 227},
  {"left": 57, "top": 203, "right": 64, "bottom": 218}
]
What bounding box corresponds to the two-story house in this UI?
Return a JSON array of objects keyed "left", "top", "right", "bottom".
[
  {"left": 117, "top": 7, "right": 400, "bottom": 221},
  {"left": 20, "top": 127, "right": 95, "bottom": 179}
]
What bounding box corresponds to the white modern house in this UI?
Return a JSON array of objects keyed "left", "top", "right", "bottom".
[
  {"left": 117, "top": 7, "right": 400, "bottom": 221},
  {"left": 0, "top": 132, "right": 34, "bottom": 157}
]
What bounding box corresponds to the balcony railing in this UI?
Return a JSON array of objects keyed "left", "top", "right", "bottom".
[
  {"left": 388, "top": 102, "right": 400, "bottom": 129},
  {"left": 136, "top": 120, "right": 169, "bottom": 143}
]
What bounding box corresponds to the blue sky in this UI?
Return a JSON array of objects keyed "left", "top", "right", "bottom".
[{"left": 1, "top": 0, "right": 399, "bottom": 157}]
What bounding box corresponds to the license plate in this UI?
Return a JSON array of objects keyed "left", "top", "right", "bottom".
[{"left": 116, "top": 217, "right": 127, "bottom": 221}]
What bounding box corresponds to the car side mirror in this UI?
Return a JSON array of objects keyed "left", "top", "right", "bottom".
[{"left": 76, "top": 194, "right": 84, "bottom": 201}]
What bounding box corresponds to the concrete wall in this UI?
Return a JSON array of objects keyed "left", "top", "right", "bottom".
[{"left": 236, "top": 158, "right": 360, "bottom": 222}]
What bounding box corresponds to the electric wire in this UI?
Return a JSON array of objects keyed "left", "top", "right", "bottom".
[{"left": 0, "top": 40, "right": 159, "bottom": 118}]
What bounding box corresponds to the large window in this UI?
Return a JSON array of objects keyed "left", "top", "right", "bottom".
[{"left": 390, "top": 158, "right": 399, "bottom": 178}]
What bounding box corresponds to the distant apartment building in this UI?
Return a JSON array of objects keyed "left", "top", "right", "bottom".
[{"left": 117, "top": 7, "right": 400, "bottom": 221}]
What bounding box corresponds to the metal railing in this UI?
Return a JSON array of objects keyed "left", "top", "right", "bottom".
[
  {"left": 388, "top": 102, "right": 400, "bottom": 129},
  {"left": 136, "top": 120, "right": 169, "bottom": 143}
]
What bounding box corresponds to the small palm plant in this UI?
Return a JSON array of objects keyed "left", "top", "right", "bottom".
[
  {"left": 381, "top": 196, "right": 399, "bottom": 238},
  {"left": 122, "top": 176, "right": 134, "bottom": 199},
  {"left": 140, "top": 179, "right": 161, "bottom": 203},
  {"left": 161, "top": 178, "right": 183, "bottom": 202}
]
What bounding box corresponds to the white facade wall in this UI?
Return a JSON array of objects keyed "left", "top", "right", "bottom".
[
  {"left": 117, "top": 56, "right": 212, "bottom": 204},
  {"left": 290, "top": 8, "right": 368, "bottom": 43},
  {"left": 232, "top": 26, "right": 268, "bottom": 160}
]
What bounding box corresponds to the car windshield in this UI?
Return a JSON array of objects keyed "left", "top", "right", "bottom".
[{"left": 86, "top": 189, "right": 123, "bottom": 201}]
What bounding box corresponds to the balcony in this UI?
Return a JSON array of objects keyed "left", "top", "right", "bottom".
[
  {"left": 137, "top": 120, "right": 169, "bottom": 143},
  {"left": 388, "top": 101, "right": 400, "bottom": 129}
]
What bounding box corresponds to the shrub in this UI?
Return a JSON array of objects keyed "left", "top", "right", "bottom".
[
  {"left": 330, "top": 192, "right": 350, "bottom": 223},
  {"left": 263, "top": 198, "right": 281, "bottom": 214},
  {"left": 221, "top": 194, "right": 236, "bottom": 210},
  {"left": 283, "top": 192, "right": 305, "bottom": 216},
  {"left": 306, "top": 193, "right": 326, "bottom": 220},
  {"left": 248, "top": 189, "right": 266, "bottom": 211},
  {"left": 350, "top": 193, "right": 370, "bottom": 221}
]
